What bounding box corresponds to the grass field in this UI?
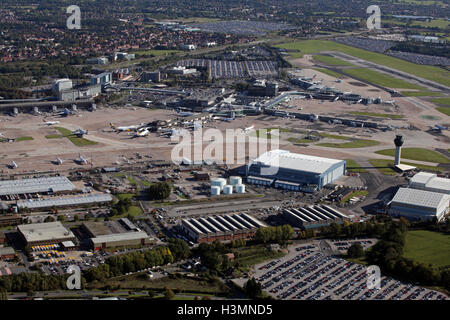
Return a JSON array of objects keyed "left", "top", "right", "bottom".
[
  {"left": 400, "top": 91, "right": 445, "bottom": 97},
  {"left": 342, "top": 68, "right": 425, "bottom": 90},
  {"left": 312, "top": 54, "right": 355, "bottom": 66},
  {"left": 274, "top": 40, "right": 450, "bottom": 87},
  {"left": 404, "top": 230, "right": 450, "bottom": 268},
  {"left": 349, "top": 111, "right": 403, "bottom": 119},
  {"left": 45, "top": 134, "right": 63, "bottom": 139},
  {"left": 232, "top": 245, "right": 286, "bottom": 267},
  {"left": 369, "top": 159, "right": 445, "bottom": 175},
  {"left": 55, "top": 127, "right": 98, "bottom": 147},
  {"left": 15, "top": 136, "right": 34, "bottom": 142},
  {"left": 375, "top": 148, "right": 450, "bottom": 164},
  {"left": 317, "top": 139, "right": 380, "bottom": 148},
  {"left": 436, "top": 107, "right": 450, "bottom": 116},
  {"left": 432, "top": 98, "right": 450, "bottom": 106},
  {"left": 313, "top": 67, "right": 344, "bottom": 78},
  {"left": 345, "top": 159, "right": 367, "bottom": 173}
]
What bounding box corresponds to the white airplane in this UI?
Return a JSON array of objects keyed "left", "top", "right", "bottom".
[
  {"left": 0, "top": 133, "right": 4, "bottom": 138},
  {"left": 54, "top": 158, "right": 63, "bottom": 165},
  {"left": 134, "top": 127, "right": 150, "bottom": 137},
  {"left": 110, "top": 122, "right": 142, "bottom": 132},
  {"left": 78, "top": 154, "right": 88, "bottom": 165},
  {"left": 43, "top": 120, "right": 60, "bottom": 126},
  {"left": 176, "top": 109, "right": 194, "bottom": 117},
  {"left": 244, "top": 124, "right": 255, "bottom": 132},
  {"left": 72, "top": 128, "right": 88, "bottom": 137},
  {"left": 9, "top": 161, "right": 18, "bottom": 169},
  {"left": 382, "top": 100, "right": 396, "bottom": 106}
]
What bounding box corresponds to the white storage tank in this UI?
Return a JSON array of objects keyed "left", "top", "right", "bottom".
[
  {"left": 223, "top": 185, "right": 233, "bottom": 195},
  {"left": 211, "top": 178, "right": 227, "bottom": 190},
  {"left": 229, "top": 176, "right": 242, "bottom": 186},
  {"left": 211, "top": 186, "right": 221, "bottom": 196},
  {"left": 235, "top": 184, "right": 246, "bottom": 194}
]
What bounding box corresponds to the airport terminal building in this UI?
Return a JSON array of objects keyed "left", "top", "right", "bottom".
[{"left": 245, "top": 150, "right": 346, "bottom": 192}]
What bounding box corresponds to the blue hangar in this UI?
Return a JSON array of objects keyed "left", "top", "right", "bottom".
[{"left": 245, "top": 150, "right": 346, "bottom": 192}]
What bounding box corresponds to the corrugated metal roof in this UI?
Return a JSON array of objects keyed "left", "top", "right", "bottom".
[
  {"left": 391, "top": 188, "right": 449, "bottom": 209},
  {"left": 17, "top": 194, "right": 112, "bottom": 209},
  {"left": 0, "top": 176, "right": 75, "bottom": 196}
]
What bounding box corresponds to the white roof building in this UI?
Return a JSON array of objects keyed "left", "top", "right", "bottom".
[
  {"left": 18, "top": 221, "right": 76, "bottom": 245},
  {"left": 408, "top": 172, "right": 450, "bottom": 194},
  {"left": 389, "top": 188, "right": 450, "bottom": 221},
  {"left": 0, "top": 176, "right": 76, "bottom": 196}
]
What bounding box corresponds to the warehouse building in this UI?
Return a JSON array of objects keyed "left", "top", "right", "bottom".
[
  {"left": 0, "top": 215, "right": 22, "bottom": 227},
  {"left": 0, "top": 176, "right": 76, "bottom": 198},
  {"left": 180, "top": 213, "right": 266, "bottom": 243},
  {"left": 82, "top": 219, "right": 153, "bottom": 250},
  {"left": 408, "top": 172, "right": 450, "bottom": 194},
  {"left": 18, "top": 221, "right": 76, "bottom": 246},
  {"left": 90, "top": 232, "right": 151, "bottom": 251},
  {"left": 17, "top": 194, "right": 113, "bottom": 210},
  {"left": 246, "top": 150, "right": 346, "bottom": 191},
  {"left": 388, "top": 188, "right": 449, "bottom": 222},
  {"left": 0, "top": 247, "right": 16, "bottom": 261},
  {"left": 282, "top": 205, "right": 348, "bottom": 229}
]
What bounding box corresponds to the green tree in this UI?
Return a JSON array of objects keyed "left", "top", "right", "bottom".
[
  {"left": 147, "top": 182, "right": 171, "bottom": 200},
  {"left": 244, "top": 278, "right": 262, "bottom": 299},
  {"left": 164, "top": 288, "right": 175, "bottom": 300},
  {"left": 44, "top": 216, "right": 55, "bottom": 223},
  {"left": 347, "top": 243, "right": 364, "bottom": 258}
]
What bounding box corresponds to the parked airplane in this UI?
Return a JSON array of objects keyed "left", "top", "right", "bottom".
[
  {"left": 78, "top": 154, "right": 88, "bottom": 165},
  {"left": 382, "top": 100, "right": 396, "bottom": 106},
  {"left": 43, "top": 120, "right": 60, "bottom": 126},
  {"left": 72, "top": 128, "right": 88, "bottom": 137},
  {"left": 52, "top": 158, "right": 63, "bottom": 165},
  {"left": 176, "top": 109, "right": 194, "bottom": 117},
  {"left": 134, "top": 127, "right": 150, "bottom": 137},
  {"left": 110, "top": 122, "right": 142, "bottom": 132},
  {"left": 244, "top": 124, "right": 255, "bottom": 132},
  {"left": 9, "top": 161, "right": 18, "bottom": 169},
  {"left": 0, "top": 133, "right": 4, "bottom": 138}
]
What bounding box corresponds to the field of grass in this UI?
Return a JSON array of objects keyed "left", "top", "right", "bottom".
[
  {"left": 55, "top": 127, "right": 98, "bottom": 147},
  {"left": 232, "top": 245, "right": 286, "bottom": 267},
  {"left": 312, "top": 54, "right": 355, "bottom": 66},
  {"left": 345, "top": 159, "right": 367, "bottom": 173},
  {"left": 342, "top": 68, "right": 425, "bottom": 89},
  {"left": 288, "top": 137, "right": 314, "bottom": 144},
  {"left": 313, "top": 67, "right": 344, "bottom": 78},
  {"left": 274, "top": 40, "right": 450, "bottom": 87},
  {"left": 45, "top": 134, "right": 63, "bottom": 139},
  {"left": 15, "top": 136, "right": 33, "bottom": 142},
  {"left": 432, "top": 98, "right": 450, "bottom": 106},
  {"left": 436, "top": 107, "right": 450, "bottom": 116},
  {"left": 317, "top": 139, "right": 380, "bottom": 148},
  {"left": 375, "top": 148, "right": 450, "bottom": 164},
  {"left": 369, "top": 159, "right": 445, "bottom": 175},
  {"left": 404, "top": 230, "right": 450, "bottom": 268},
  {"left": 349, "top": 111, "right": 403, "bottom": 119},
  {"left": 400, "top": 91, "right": 445, "bottom": 97}
]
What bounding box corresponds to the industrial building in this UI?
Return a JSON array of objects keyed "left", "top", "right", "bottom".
[
  {"left": 58, "top": 84, "right": 101, "bottom": 102},
  {"left": 245, "top": 150, "right": 346, "bottom": 191},
  {"left": 388, "top": 188, "right": 449, "bottom": 222},
  {"left": 18, "top": 221, "right": 77, "bottom": 246},
  {"left": 282, "top": 205, "right": 348, "bottom": 229},
  {"left": 82, "top": 219, "right": 153, "bottom": 250},
  {"left": 180, "top": 213, "right": 267, "bottom": 243},
  {"left": 0, "top": 176, "right": 76, "bottom": 198},
  {"left": 16, "top": 194, "right": 113, "bottom": 210},
  {"left": 0, "top": 247, "right": 16, "bottom": 261},
  {"left": 141, "top": 71, "right": 161, "bottom": 83},
  {"left": 0, "top": 215, "right": 22, "bottom": 227},
  {"left": 248, "top": 79, "right": 278, "bottom": 97},
  {"left": 408, "top": 172, "right": 450, "bottom": 194},
  {"left": 90, "top": 72, "right": 112, "bottom": 86},
  {"left": 90, "top": 232, "right": 151, "bottom": 251}
]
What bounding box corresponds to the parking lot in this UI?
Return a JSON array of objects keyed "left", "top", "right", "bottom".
[{"left": 246, "top": 242, "right": 448, "bottom": 300}]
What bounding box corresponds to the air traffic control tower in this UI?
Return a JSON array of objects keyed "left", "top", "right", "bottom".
[{"left": 394, "top": 135, "right": 404, "bottom": 166}]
